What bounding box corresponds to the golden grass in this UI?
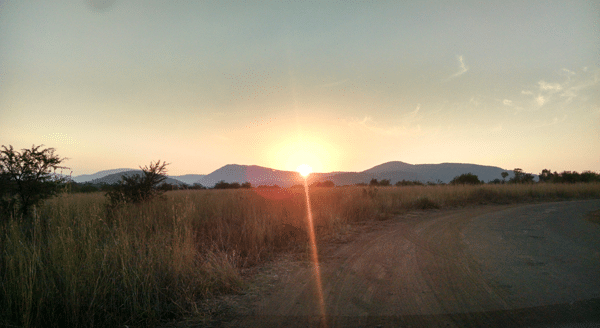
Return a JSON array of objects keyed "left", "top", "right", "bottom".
[{"left": 1, "top": 183, "right": 599, "bottom": 327}]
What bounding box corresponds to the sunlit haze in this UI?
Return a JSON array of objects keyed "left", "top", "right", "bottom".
[
  {"left": 1, "top": 1, "right": 598, "bottom": 176},
  {"left": 297, "top": 164, "right": 313, "bottom": 177}
]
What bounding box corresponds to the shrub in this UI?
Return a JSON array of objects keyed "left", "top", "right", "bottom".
[
  {"left": 105, "top": 160, "right": 169, "bottom": 208},
  {"left": 509, "top": 168, "right": 535, "bottom": 183},
  {"left": 450, "top": 173, "right": 482, "bottom": 185},
  {"left": 0, "top": 145, "right": 68, "bottom": 218},
  {"left": 378, "top": 179, "right": 391, "bottom": 187},
  {"left": 395, "top": 179, "right": 424, "bottom": 186},
  {"left": 310, "top": 180, "right": 335, "bottom": 188}
]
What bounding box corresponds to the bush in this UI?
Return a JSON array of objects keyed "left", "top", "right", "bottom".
[
  {"left": 378, "top": 179, "right": 391, "bottom": 187},
  {"left": 105, "top": 160, "right": 169, "bottom": 208},
  {"left": 450, "top": 173, "right": 482, "bottom": 185},
  {"left": 0, "top": 145, "right": 68, "bottom": 218},
  {"left": 509, "top": 168, "right": 535, "bottom": 183},
  {"left": 310, "top": 180, "right": 335, "bottom": 188},
  {"left": 395, "top": 180, "right": 425, "bottom": 186}
]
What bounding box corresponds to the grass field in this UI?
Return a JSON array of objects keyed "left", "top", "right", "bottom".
[{"left": 1, "top": 183, "right": 599, "bottom": 327}]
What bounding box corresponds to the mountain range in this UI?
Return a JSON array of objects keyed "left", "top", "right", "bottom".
[
  {"left": 71, "top": 168, "right": 204, "bottom": 185},
  {"left": 71, "top": 161, "right": 521, "bottom": 187}
]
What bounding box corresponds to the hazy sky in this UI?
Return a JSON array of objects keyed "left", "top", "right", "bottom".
[{"left": 1, "top": 0, "right": 599, "bottom": 176}]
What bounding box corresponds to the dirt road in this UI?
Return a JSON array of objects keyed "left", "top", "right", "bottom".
[{"left": 213, "top": 200, "right": 600, "bottom": 327}]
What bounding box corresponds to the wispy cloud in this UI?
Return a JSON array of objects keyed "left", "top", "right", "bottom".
[
  {"left": 535, "top": 95, "right": 546, "bottom": 106},
  {"left": 533, "top": 115, "right": 567, "bottom": 128},
  {"left": 449, "top": 55, "right": 469, "bottom": 79},
  {"left": 515, "top": 67, "right": 599, "bottom": 109},
  {"left": 501, "top": 98, "right": 523, "bottom": 111},
  {"left": 538, "top": 81, "right": 562, "bottom": 92},
  {"left": 409, "top": 104, "right": 421, "bottom": 116}
]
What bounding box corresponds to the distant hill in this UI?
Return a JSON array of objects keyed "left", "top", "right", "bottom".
[
  {"left": 76, "top": 161, "right": 524, "bottom": 188},
  {"left": 90, "top": 170, "right": 186, "bottom": 186},
  {"left": 360, "top": 161, "right": 517, "bottom": 184},
  {"left": 196, "top": 164, "right": 304, "bottom": 188},
  {"left": 170, "top": 174, "right": 206, "bottom": 185},
  {"left": 72, "top": 168, "right": 135, "bottom": 183}
]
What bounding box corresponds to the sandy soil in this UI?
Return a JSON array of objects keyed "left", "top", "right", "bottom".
[{"left": 195, "top": 200, "right": 600, "bottom": 328}]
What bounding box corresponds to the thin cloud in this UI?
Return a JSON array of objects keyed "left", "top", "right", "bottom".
[
  {"left": 449, "top": 55, "right": 469, "bottom": 79},
  {"left": 409, "top": 104, "right": 421, "bottom": 116},
  {"left": 509, "top": 67, "right": 598, "bottom": 112},
  {"left": 533, "top": 115, "right": 567, "bottom": 128},
  {"left": 538, "top": 81, "right": 562, "bottom": 92},
  {"left": 535, "top": 95, "right": 546, "bottom": 106}
]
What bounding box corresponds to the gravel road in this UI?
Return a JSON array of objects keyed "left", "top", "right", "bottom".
[{"left": 213, "top": 200, "right": 600, "bottom": 328}]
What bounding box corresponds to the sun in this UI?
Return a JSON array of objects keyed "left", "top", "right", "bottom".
[{"left": 297, "top": 164, "right": 313, "bottom": 177}]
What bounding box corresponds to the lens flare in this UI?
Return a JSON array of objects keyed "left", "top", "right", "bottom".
[
  {"left": 297, "top": 164, "right": 313, "bottom": 177},
  {"left": 303, "top": 176, "right": 327, "bottom": 325}
]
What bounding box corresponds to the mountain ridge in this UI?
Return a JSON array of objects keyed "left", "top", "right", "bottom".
[{"left": 73, "top": 161, "right": 522, "bottom": 187}]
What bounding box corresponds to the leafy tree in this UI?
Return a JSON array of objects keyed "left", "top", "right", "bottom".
[
  {"left": 509, "top": 168, "right": 534, "bottom": 183},
  {"left": 378, "top": 179, "right": 391, "bottom": 187},
  {"left": 369, "top": 178, "right": 379, "bottom": 186},
  {"left": 106, "top": 160, "right": 169, "bottom": 207},
  {"left": 241, "top": 182, "right": 252, "bottom": 189},
  {"left": 501, "top": 171, "right": 509, "bottom": 183},
  {"left": 0, "top": 145, "right": 68, "bottom": 218},
  {"left": 191, "top": 183, "right": 206, "bottom": 190},
  {"left": 70, "top": 182, "right": 100, "bottom": 193},
  {"left": 450, "top": 173, "right": 482, "bottom": 185},
  {"left": 158, "top": 182, "right": 178, "bottom": 191},
  {"left": 580, "top": 171, "right": 600, "bottom": 183},
  {"left": 311, "top": 180, "right": 335, "bottom": 187},
  {"left": 561, "top": 171, "right": 581, "bottom": 183},
  {"left": 213, "top": 181, "right": 243, "bottom": 189},
  {"left": 427, "top": 179, "right": 445, "bottom": 186},
  {"left": 395, "top": 179, "right": 424, "bottom": 186},
  {"left": 321, "top": 180, "right": 335, "bottom": 187},
  {"left": 539, "top": 169, "right": 554, "bottom": 182}
]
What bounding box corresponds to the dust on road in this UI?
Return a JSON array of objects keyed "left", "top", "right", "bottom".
[{"left": 207, "top": 200, "right": 600, "bottom": 328}]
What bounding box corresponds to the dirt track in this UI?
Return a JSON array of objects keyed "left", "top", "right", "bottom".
[{"left": 211, "top": 200, "right": 600, "bottom": 328}]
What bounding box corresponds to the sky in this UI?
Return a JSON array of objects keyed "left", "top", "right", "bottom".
[{"left": 1, "top": 0, "right": 599, "bottom": 176}]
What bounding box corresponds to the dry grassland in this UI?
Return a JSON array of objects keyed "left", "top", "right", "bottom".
[{"left": 1, "top": 183, "right": 599, "bottom": 327}]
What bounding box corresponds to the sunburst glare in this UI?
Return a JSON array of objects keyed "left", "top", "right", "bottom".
[{"left": 297, "top": 164, "right": 313, "bottom": 177}]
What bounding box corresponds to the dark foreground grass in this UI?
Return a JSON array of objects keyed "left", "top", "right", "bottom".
[{"left": 1, "top": 183, "right": 599, "bottom": 327}]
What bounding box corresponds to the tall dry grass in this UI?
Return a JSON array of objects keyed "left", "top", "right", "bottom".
[{"left": 1, "top": 183, "right": 599, "bottom": 327}]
